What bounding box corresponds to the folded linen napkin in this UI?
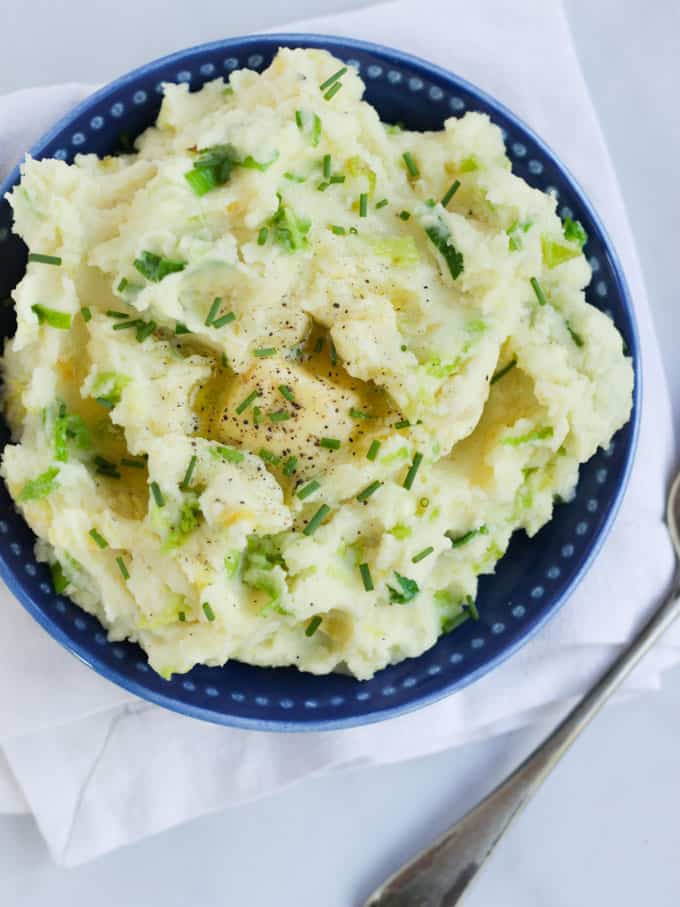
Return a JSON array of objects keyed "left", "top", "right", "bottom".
[{"left": 0, "top": 0, "right": 676, "bottom": 865}]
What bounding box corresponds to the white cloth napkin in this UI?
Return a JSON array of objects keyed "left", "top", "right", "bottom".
[{"left": 0, "top": 0, "right": 676, "bottom": 866}]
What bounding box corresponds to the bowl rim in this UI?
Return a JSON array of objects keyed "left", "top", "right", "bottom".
[{"left": 0, "top": 33, "right": 642, "bottom": 731}]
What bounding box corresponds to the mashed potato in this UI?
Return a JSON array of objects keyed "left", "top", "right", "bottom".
[{"left": 1, "top": 49, "right": 633, "bottom": 680}]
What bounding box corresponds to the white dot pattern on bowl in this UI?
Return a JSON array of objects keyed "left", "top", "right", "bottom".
[
  {"left": 71, "top": 132, "right": 85, "bottom": 146},
  {"left": 560, "top": 205, "right": 573, "bottom": 219},
  {"left": 366, "top": 64, "right": 383, "bottom": 79},
  {"left": 40, "top": 582, "right": 51, "bottom": 594},
  {"left": 90, "top": 116, "right": 104, "bottom": 130},
  {"left": 597, "top": 468, "right": 608, "bottom": 483},
  {"left": 576, "top": 521, "right": 588, "bottom": 535},
  {"left": 546, "top": 185, "right": 559, "bottom": 199},
  {"left": 231, "top": 692, "right": 245, "bottom": 702},
  {"left": 113, "top": 647, "right": 125, "bottom": 659},
  {"left": 74, "top": 617, "right": 86, "bottom": 630},
  {"left": 402, "top": 676, "right": 416, "bottom": 687},
  {"left": 176, "top": 70, "right": 192, "bottom": 83},
  {"left": 255, "top": 696, "right": 269, "bottom": 706},
  {"left": 304, "top": 699, "right": 318, "bottom": 709},
  {"left": 110, "top": 102, "right": 124, "bottom": 117},
  {"left": 24, "top": 563, "right": 37, "bottom": 576},
  {"left": 133, "top": 90, "right": 147, "bottom": 104},
  {"left": 587, "top": 499, "right": 599, "bottom": 513},
  {"left": 429, "top": 86, "right": 444, "bottom": 101},
  {"left": 492, "top": 622, "right": 505, "bottom": 635},
  {"left": 136, "top": 661, "right": 149, "bottom": 672},
  {"left": 589, "top": 256, "right": 600, "bottom": 272},
  {"left": 387, "top": 69, "right": 402, "bottom": 83},
  {"left": 205, "top": 687, "right": 219, "bottom": 697},
  {"left": 408, "top": 77, "right": 423, "bottom": 91},
  {"left": 280, "top": 698, "right": 294, "bottom": 709},
  {"left": 531, "top": 586, "right": 544, "bottom": 599},
  {"left": 95, "top": 632, "right": 106, "bottom": 645},
  {"left": 512, "top": 142, "right": 527, "bottom": 157},
  {"left": 449, "top": 653, "right": 463, "bottom": 664},
  {"left": 224, "top": 57, "right": 239, "bottom": 70},
  {"left": 382, "top": 685, "right": 396, "bottom": 695},
  {"left": 547, "top": 566, "right": 561, "bottom": 580},
  {"left": 562, "top": 543, "right": 575, "bottom": 558},
  {"left": 345, "top": 58, "right": 360, "bottom": 71},
  {"left": 330, "top": 696, "right": 345, "bottom": 706},
  {"left": 0, "top": 521, "right": 7, "bottom": 534},
  {"left": 10, "top": 542, "right": 20, "bottom": 556},
  {"left": 248, "top": 54, "right": 264, "bottom": 69},
  {"left": 528, "top": 159, "right": 543, "bottom": 174},
  {"left": 356, "top": 691, "right": 370, "bottom": 701},
  {"left": 0, "top": 228, "right": 7, "bottom": 243},
  {"left": 427, "top": 664, "right": 441, "bottom": 675},
  {"left": 54, "top": 149, "right": 68, "bottom": 160},
  {"left": 200, "top": 63, "right": 215, "bottom": 77},
  {"left": 512, "top": 605, "right": 526, "bottom": 618},
  {"left": 596, "top": 281, "right": 608, "bottom": 297},
  {"left": 182, "top": 680, "right": 196, "bottom": 691},
  {"left": 471, "top": 638, "right": 484, "bottom": 649},
  {"left": 56, "top": 601, "right": 66, "bottom": 614},
  {"left": 449, "top": 96, "right": 465, "bottom": 112}
]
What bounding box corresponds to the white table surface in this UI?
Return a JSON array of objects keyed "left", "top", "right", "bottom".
[{"left": 2, "top": 1, "right": 680, "bottom": 904}]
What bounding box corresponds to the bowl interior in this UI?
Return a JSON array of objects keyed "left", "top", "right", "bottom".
[{"left": 0, "top": 35, "right": 640, "bottom": 730}]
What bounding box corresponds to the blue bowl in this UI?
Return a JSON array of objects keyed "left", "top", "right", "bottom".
[{"left": 0, "top": 35, "right": 640, "bottom": 731}]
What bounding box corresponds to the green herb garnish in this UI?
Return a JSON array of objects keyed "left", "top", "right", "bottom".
[
  {"left": 303, "top": 504, "right": 331, "bottom": 535},
  {"left": 116, "top": 556, "right": 130, "bottom": 580},
  {"left": 349, "top": 407, "right": 371, "bottom": 420},
  {"left": 213, "top": 445, "right": 245, "bottom": 464},
  {"left": 236, "top": 389, "right": 259, "bottom": 414},
  {"left": 566, "top": 322, "right": 584, "bottom": 348},
  {"left": 89, "top": 528, "right": 108, "bottom": 549},
  {"left": 184, "top": 143, "right": 239, "bottom": 195},
  {"left": 269, "top": 410, "right": 291, "bottom": 423},
  {"left": 31, "top": 304, "right": 71, "bottom": 330},
  {"left": 305, "top": 615, "right": 323, "bottom": 637},
  {"left": 297, "top": 479, "right": 320, "bottom": 500},
  {"left": 180, "top": 455, "right": 197, "bottom": 490},
  {"left": 254, "top": 347, "right": 276, "bottom": 358},
  {"left": 331, "top": 225, "right": 346, "bottom": 235},
  {"left": 411, "top": 546, "right": 434, "bottom": 563},
  {"left": 403, "top": 452, "right": 423, "bottom": 490},
  {"left": 319, "top": 437, "right": 340, "bottom": 450},
  {"left": 259, "top": 448, "right": 281, "bottom": 465},
  {"left": 402, "top": 151, "right": 419, "bottom": 179},
  {"left": 359, "top": 562, "right": 374, "bottom": 591},
  {"left": 202, "top": 601, "right": 216, "bottom": 622},
  {"left": 133, "top": 250, "right": 185, "bottom": 283},
  {"left": 387, "top": 571, "right": 420, "bottom": 604},
  {"left": 257, "top": 227, "right": 268, "bottom": 246},
  {"left": 319, "top": 66, "right": 347, "bottom": 92},
  {"left": 376, "top": 198, "right": 389, "bottom": 209},
  {"left": 359, "top": 192, "right": 368, "bottom": 217},
  {"left": 80, "top": 307, "right": 92, "bottom": 322},
  {"left": 150, "top": 481, "right": 165, "bottom": 507},
  {"left": 268, "top": 194, "right": 310, "bottom": 253},
  {"left": 121, "top": 457, "right": 146, "bottom": 469},
  {"left": 175, "top": 322, "right": 190, "bottom": 335},
  {"left": 51, "top": 562, "right": 68, "bottom": 594},
  {"left": 367, "top": 440, "right": 381, "bottom": 461},
  {"left": 278, "top": 385, "right": 295, "bottom": 403},
  {"left": 399, "top": 210, "right": 411, "bottom": 221},
  {"left": 18, "top": 466, "right": 59, "bottom": 502},
  {"left": 441, "top": 179, "right": 461, "bottom": 207},
  {"left": 563, "top": 217, "right": 588, "bottom": 248},
  {"left": 283, "top": 456, "right": 298, "bottom": 476},
  {"left": 356, "top": 480, "right": 381, "bottom": 502},
  {"left": 530, "top": 276, "right": 548, "bottom": 306},
  {"left": 490, "top": 357, "right": 517, "bottom": 385},
  {"left": 424, "top": 218, "right": 464, "bottom": 279},
  {"left": 323, "top": 82, "right": 343, "bottom": 102},
  {"left": 28, "top": 252, "right": 61, "bottom": 266},
  {"left": 446, "top": 525, "right": 488, "bottom": 548}
]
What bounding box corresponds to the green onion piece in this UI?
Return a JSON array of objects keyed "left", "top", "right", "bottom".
[
  {"left": 331, "top": 225, "right": 346, "bottom": 235},
  {"left": 150, "top": 481, "right": 165, "bottom": 507},
  {"left": 411, "top": 546, "right": 434, "bottom": 564},
  {"left": 112, "top": 319, "right": 140, "bottom": 331},
  {"left": 213, "top": 445, "right": 244, "bottom": 464},
  {"left": 120, "top": 457, "right": 146, "bottom": 470},
  {"left": 317, "top": 182, "right": 329, "bottom": 192},
  {"left": 258, "top": 448, "right": 280, "bottom": 465},
  {"left": 283, "top": 172, "right": 306, "bottom": 183},
  {"left": 180, "top": 455, "right": 197, "bottom": 490},
  {"left": 297, "top": 479, "right": 321, "bottom": 500},
  {"left": 303, "top": 504, "right": 331, "bottom": 535},
  {"left": 135, "top": 321, "right": 156, "bottom": 342},
  {"left": 359, "top": 193, "right": 368, "bottom": 217},
  {"left": 424, "top": 218, "right": 464, "bottom": 279},
  {"left": 133, "top": 250, "right": 186, "bottom": 283},
  {"left": 305, "top": 615, "right": 323, "bottom": 637},
  {"left": 269, "top": 410, "right": 291, "bottom": 423},
  {"left": 446, "top": 525, "right": 488, "bottom": 548},
  {"left": 359, "top": 562, "right": 374, "bottom": 591},
  {"left": 117, "top": 278, "right": 129, "bottom": 292},
  {"left": 178, "top": 611, "right": 186, "bottom": 622},
  {"left": 311, "top": 114, "right": 322, "bottom": 147},
  {"left": 563, "top": 217, "right": 588, "bottom": 248},
  {"left": 349, "top": 227, "right": 358, "bottom": 235},
  {"left": 376, "top": 198, "right": 389, "bottom": 209},
  {"left": 367, "top": 440, "right": 381, "bottom": 461},
  {"left": 28, "top": 252, "right": 61, "bottom": 266},
  {"left": 185, "top": 168, "right": 216, "bottom": 196},
  {"left": 490, "top": 357, "right": 517, "bottom": 385},
  {"left": 323, "top": 154, "right": 332, "bottom": 179},
  {"left": 18, "top": 466, "right": 60, "bottom": 502},
  {"left": 395, "top": 419, "right": 410, "bottom": 429},
  {"left": 403, "top": 452, "right": 423, "bottom": 490},
  {"left": 175, "top": 322, "right": 190, "bottom": 335},
  {"left": 202, "top": 602, "right": 216, "bottom": 622},
  {"left": 236, "top": 391, "right": 260, "bottom": 416},
  {"left": 566, "top": 322, "right": 584, "bottom": 348},
  {"left": 81, "top": 307, "right": 92, "bottom": 322},
  {"left": 349, "top": 407, "right": 371, "bottom": 419},
  {"left": 51, "top": 562, "right": 68, "bottom": 594},
  {"left": 441, "top": 179, "right": 461, "bottom": 207},
  {"left": 254, "top": 347, "right": 276, "bottom": 358},
  {"left": 89, "top": 528, "right": 108, "bottom": 549},
  {"left": 387, "top": 571, "right": 420, "bottom": 604},
  {"left": 253, "top": 406, "right": 263, "bottom": 425},
  {"left": 212, "top": 311, "right": 236, "bottom": 329},
  {"left": 502, "top": 427, "right": 554, "bottom": 446},
  {"left": 329, "top": 340, "right": 338, "bottom": 366},
  {"left": 116, "top": 556, "right": 130, "bottom": 580},
  {"left": 323, "top": 82, "right": 343, "bottom": 102},
  {"left": 31, "top": 304, "right": 71, "bottom": 330},
  {"left": 205, "top": 297, "right": 221, "bottom": 326},
  {"left": 356, "top": 480, "right": 382, "bottom": 502},
  {"left": 530, "top": 276, "right": 548, "bottom": 306},
  {"left": 329, "top": 174, "right": 345, "bottom": 184},
  {"left": 295, "top": 110, "right": 304, "bottom": 129},
  {"left": 319, "top": 437, "right": 340, "bottom": 450},
  {"left": 313, "top": 337, "right": 324, "bottom": 353},
  {"left": 319, "top": 66, "right": 347, "bottom": 91},
  {"left": 257, "top": 227, "right": 268, "bottom": 246},
  {"left": 283, "top": 456, "right": 298, "bottom": 476},
  {"left": 278, "top": 384, "right": 295, "bottom": 403},
  {"left": 402, "top": 152, "right": 420, "bottom": 179},
  {"left": 399, "top": 210, "right": 411, "bottom": 221}
]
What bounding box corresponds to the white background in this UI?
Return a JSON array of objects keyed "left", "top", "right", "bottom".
[{"left": 1, "top": 1, "right": 680, "bottom": 904}]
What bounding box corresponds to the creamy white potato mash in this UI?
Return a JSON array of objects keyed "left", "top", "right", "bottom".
[{"left": 1, "top": 49, "right": 633, "bottom": 679}]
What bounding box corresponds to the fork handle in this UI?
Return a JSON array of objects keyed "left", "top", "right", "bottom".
[{"left": 364, "top": 574, "right": 680, "bottom": 907}]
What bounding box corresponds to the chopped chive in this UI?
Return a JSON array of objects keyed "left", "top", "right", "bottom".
[
  {"left": 257, "top": 226, "right": 268, "bottom": 246},
  {"left": 402, "top": 152, "right": 419, "bottom": 179},
  {"left": 89, "top": 528, "right": 108, "bottom": 549},
  {"left": 175, "top": 322, "right": 190, "bottom": 335},
  {"left": 212, "top": 311, "right": 236, "bottom": 329},
  {"left": 359, "top": 562, "right": 374, "bottom": 591},
  {"left": 31, "top": 304, "right": 72, "bottom": 330},
  {"left": 349, "top": 226, "right": 359, "bottom": 235},
  {"left": 530, "top": 276, "right": 548, "bottom": 306},
  {"left": 295, "top": 109, "right": 304, "bottom": 129},
  {"left": 252, "top": 406, "right": 263, "bottom": 425},
  {"left": 359, "top": 193, "right": 368, "bottom": 217},
  {"left": 28, "top": 252, "right": 61, "bottom": 266},
  {"left": 311, "top": 114, "right": 322, "bottom": 146},
  {"left": 283, "top": 456, "right": 298, "bottom": 476},
  {"left": 205, "top": 297, "right": 221, "bottom": 326},
  {"left": 94, "top": 455, "right": 116, "bottom": 469},
  {"left": 150, "top": 481, "right": 165, "bottom": 507},
  {"left": 254, "top": 347, "right": 276, "bottom": 358},
  {"left": 376, "top": 198, "right": 389, "bottom": 209},
  {"left": 269, "top": 410, "right": 291, "bottom": 423},
  {"left": 566, "top": 322, "right": 584, "bottom": 348},
  {"left": 349, "top": 407, "right": 371, "bottom": 419},
  {"left": 329, "top": 339, "right": 338, "bottom": 366},
  {"left": 305, "top": 615, "right": 323, "bottom": 637},
  {"left": 329, "top": 174, "right": 345, "bottom": 184},
  {"left": 283, "top": 171, "right": 306, "bottom": 183},
  {"left": 399, "top": 210, "right": 411, "bottom": 221},
  {"left": 297, "top": 479, "right": 321, "bottom": 500},
  {"left": 323, "top": 82, "right": 343, "bottom": 102},
  {"left": 80, "top": 306, "right": 92, "bottom": 322},
  {"left": 106, "top": 310, "right": 131, "bottom": 319},
  {"left": 112, "top": 319, "right": 140, "bottom": 331},
  {"left": 236, "top": 391, "right": 260, "bottom": 416},
  {"left": 395, "top": 419, "right": 410, "bottom": 429},
  {"left": 319, "top": 66, "right": 347, "bottom": 92},
  {"left": 221, "top": 353, "right": 228, "bottom": 368},
  {"left": 259, "top": 448, "right": 281, "bottom": 465},
  {"left": 356, "top": 480, "right": 382, "bottom": 502},
  {"left": 403, "top": 452, "right": 423, "bottom": 490},
  {"left": 317, "top": 182, "right": 329, "bottom": 192},
  {"left": 116, "top": 556, "right": 130, "bottom": 580},
  {"left": 313, "top": 336, "right": 324, "bottom": 353},
  {"left": 180, "top": 455, "right": 197, "bottom": 490},
  {"left": 446, "top": 525, "right": 488, "bottom": 548},
  {"left": 135, "top": 320, "right": 156, "bottom": 342},
  {"left": 202, "top": 601, "right": 216, "bottom": 622},
  {"left": 185, "top": 168, "right": 216, "bottom": 196},
  {"left": 303, "top": 504, "right": 331, "bottom": 535},
  {"left": 117, "top": 278, "right": 129, "bottom": 292},
  {"left": 323, "top": 154, "right": 332, "bottom": 179},
  {"left": 178, "top": 610, "right": 186, "bottom": 622},
  {"left": 491, "top": 357, "right": 517, "bottom": 385},
  {"left": 411, "top": 546, "right": 434, "bottom": 564},
  {"left": 367, "top": 440, "right": 381, "bottom": 461},
  {"left": 331, "top": 225, "right": 346, "bottom": 235},
  {"left": 121, "top": 457, "right": 146, "bottom": 469},
  {"left": 441, "top": 179, "right": 461, "bottom": 207},
  {"left": 95, "top": 397, "right": 114, "bottom": 410},
  {"left": 278, "top": 384, "right": 295, "bottom": 403},
  {"left": 319, "top": 437, "right": 341, "bottom": 450}
]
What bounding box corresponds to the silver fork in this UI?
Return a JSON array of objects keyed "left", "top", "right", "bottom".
[{"left": 363, "top": 472, "right": 680, "bottom": 907}]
